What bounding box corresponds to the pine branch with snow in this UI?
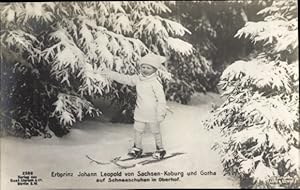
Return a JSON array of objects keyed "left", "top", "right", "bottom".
[
  {"left": 205, "top": 0, "right": 299, "bottom": 188},
  {"left": 0, "top": 2, "right": 201, "bottom": 137}
]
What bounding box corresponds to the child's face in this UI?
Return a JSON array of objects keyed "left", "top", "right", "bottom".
[{"left": 140, "top": 64, "right": 157, "bottom": 76}]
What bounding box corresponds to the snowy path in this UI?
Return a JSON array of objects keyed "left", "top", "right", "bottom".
[{"left": 1, "top": 93, "right": 239, "bottom": 189}]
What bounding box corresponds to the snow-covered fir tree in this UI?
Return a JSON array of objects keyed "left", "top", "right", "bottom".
[
  {"left": 165, "top": 0, "right": 273, "bottom": 102},
  {"left": 205, "top": 0, "right": 299, "bottom": 188},
  {"left": 0, "top": 2, "right": 198, "bottom": 137}
]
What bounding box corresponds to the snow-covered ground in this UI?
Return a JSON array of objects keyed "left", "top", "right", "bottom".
[{"left": 1, "top": 93, "right": 239, "bottom": 189}]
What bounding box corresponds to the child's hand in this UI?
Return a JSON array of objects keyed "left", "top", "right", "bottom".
[{"left": 157, "top": 113, "right": 167, "bottom": 123}]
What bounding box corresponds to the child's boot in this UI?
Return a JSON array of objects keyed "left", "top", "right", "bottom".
[
  {"left": 152, "top": 148, "right": 166, "bottom": 160},
  {"left": 128, "top": 147, "right": 143, "bottom": 158}
]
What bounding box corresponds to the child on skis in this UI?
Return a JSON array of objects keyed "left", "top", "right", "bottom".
[{"left": 102, "top": 53, "right": 167, "bottom": 159}]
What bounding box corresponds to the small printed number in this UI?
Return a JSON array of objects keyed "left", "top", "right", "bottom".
[{"left": 22, "top": 171, "right": 33, "bottom": 175}]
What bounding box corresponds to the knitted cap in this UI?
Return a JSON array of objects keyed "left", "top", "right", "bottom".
[{"left": 140, "top": 53, "right": 166, "bottom": 69}]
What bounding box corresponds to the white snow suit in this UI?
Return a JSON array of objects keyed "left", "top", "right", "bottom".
[
  {"left": 106, "top": 71, "right": 167, "bottom": 150},
  {"left": 107, "top": 71, "right": 167, "bottom": 123}
]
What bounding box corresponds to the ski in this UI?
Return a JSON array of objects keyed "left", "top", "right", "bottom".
[
  {"left": 110, "top": 159, "right": 137, "bottom": 169},
  {"left": 112, "top": 152, "right": 153, "bottom": 162},
  {"left": 138, "top": 152, "right": 185, "bottom": 165},
  {"left": 86, "top": 152, "right": 154, "bottom": 166},
  {"left": 111, "top": 152, "right": 185, "bottom": 169},
  {"left": 86, "top": 155, "right": 110, "bottom": 165}
]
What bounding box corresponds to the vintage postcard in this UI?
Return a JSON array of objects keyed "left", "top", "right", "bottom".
[{"left": 1, "top": 1, "right": 299, "bottom": 189}]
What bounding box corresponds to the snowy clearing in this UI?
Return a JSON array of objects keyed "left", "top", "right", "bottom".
[{"left": 1, "top": 93, "right": 239, "bottom": 189}]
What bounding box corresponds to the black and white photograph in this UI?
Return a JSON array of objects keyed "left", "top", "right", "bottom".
[{"left": 0, "top": 1, "right": 299, "bottom": 189}]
